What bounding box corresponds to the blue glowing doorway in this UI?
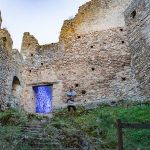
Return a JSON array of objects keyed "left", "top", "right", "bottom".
[{"left": 33, "top": 85, "right": 52, "bottom": 114}]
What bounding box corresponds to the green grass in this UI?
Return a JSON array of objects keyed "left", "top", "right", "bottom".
[
  {"left": 0, "top": 109, "right": 29, "bottom": 150},
  {"left": 45, "top": 102, "right": 150, "bottom": 150},
  {"left": 0, "top": 101, "right": 150, "bottom": 150},
  {"left": 0, "top": 108, "right": 28, "bottom": 126}
]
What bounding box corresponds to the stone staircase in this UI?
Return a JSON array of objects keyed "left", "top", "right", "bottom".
[{"left": 19, "top": 120, "right": 52, "bottom": 150}]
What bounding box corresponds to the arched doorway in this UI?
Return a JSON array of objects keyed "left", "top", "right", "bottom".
[{"left": 12, "top": 76, "right": 21, "bottom": 99}]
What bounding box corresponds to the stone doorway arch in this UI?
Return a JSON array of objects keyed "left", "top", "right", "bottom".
[{"left": 12, "top": 76, "right": 21, "bottom": 100}]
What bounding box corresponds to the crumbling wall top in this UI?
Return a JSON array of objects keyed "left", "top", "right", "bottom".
[
  {"left": 0, "top": 28, "right": 13, "bottom": 56},
  {"left": 59, "top": 0, "right": 132, "bottom": 45},
  {"left": 21, "top": 32, "right": 39, "bottom": 58}
]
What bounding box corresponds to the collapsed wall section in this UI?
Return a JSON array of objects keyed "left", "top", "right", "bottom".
[
  {"left": 60, "top": 0, "right": 132, "bottom": 47},
  {"left": 124, "top": 0, "right": 150, "bottom": 98},
  {"left": 0, "top": 46, "right": 23, "bottom": 110},
  {"left": 21, "top": 32, "right": 39, "bottom": 59}
]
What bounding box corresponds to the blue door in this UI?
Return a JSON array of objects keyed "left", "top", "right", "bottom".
[{"left": 33, "top": 85, "right": 52, "bottom": 113}]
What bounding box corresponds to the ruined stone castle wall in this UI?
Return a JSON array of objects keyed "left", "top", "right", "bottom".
[
  {"left": 21, "top": 27, "right": 143, "bottom": 113},
  {"left": 21, "top": 42, "right": 64, "bottom": 113},
  {"left": 21, "top": 0, "right": 144, "bottom": 113},
  {"left": 1, "top": 0, "right": 149, "bottom": 113},
  {"left": 124, "top": 0, "right": 150, "bottom": 98},
  {"left": 0, "top": 28, "right": 13, "bottom": 56},
  {"left": 21, "top": 32, "right": 39, "bottom": 59},
  {"left": 0, "top": 29, "right": 23, "bottom": 110},
  {"left": 60, "top": 0, "right": 132, "bottom": 47}
]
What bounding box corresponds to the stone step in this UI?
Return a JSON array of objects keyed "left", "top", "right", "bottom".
[
  {"left": 21, "top": 133, "right": 46, "bottom": 139},
  {"left": 21, "top": 127, "right": 43, "bottom": 130},
  {"left": 22, "top": 128, "right": 43, "bottom": 131},
  {"left": 22, "top": 127, "right": 44, "bottom": 130},
  {"left": 21, "top": 127, "right": 42, "bottom": 129},
  {"left": 19, "top": 121, "right": 51, "bottom": 149}
]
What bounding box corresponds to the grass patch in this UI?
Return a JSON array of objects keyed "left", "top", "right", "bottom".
[
  {"left": 0, "top": 108, "right": 28, "bottom": 126},
  {"left": 0, "top": 101, "right": 149, "bottom": 149},
  {"left": 45, "top": 101, "right": 150, "bottom": 150}
]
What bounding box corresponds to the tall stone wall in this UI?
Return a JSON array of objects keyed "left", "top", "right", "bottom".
[
  {"left": 20, "top": 0, "right": 144, "bottom": 113},
  {"left": 0, "top": 46, "right": 23, "bottom": 110},
  {"left": 0, "top": 28, "right": 23, "bottom": 110},
  {"left": 21, "top": 32, "right": 39, "bottom": 59},
  {"left": 21, "top": 27, "right": 143, "bottom": 113},
  {"left": 124, "top": 0, "right": 150, "bottom": 98},
  {"left": 60, "top": 0, "right": 132, "bottom": 47},
  {"left": 1, "top": 0, "right": 148, "bottom": 113},
  {"left": 0, "top": 28, "right": 13, "bottom": 56},
  {"left": 56, "top": 28, "right": 142, "bottom": 102},
  {"left": 21, "top": 41, "right": 64, "bottom": 113}
]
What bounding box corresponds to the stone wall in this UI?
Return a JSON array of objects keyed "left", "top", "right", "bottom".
[
  {"left": 0, "top": 29, "right": 23, "bottom": 110},
  {"left": 21, "top": 32, "right": 39, "bottom": 59},
  {"left": 21, "top": 28, "right": 143, "bottom": 112},
  {"left": 60, "top": 0, "right": 132, "bottom": 47},
  {"left": 21, "top": 41, "right": 64, "bottom": 112},
  {"left": 56, "top": 28, "right": 142, "bottom": 102},
  {"left": 20, "top": 0, "right": 146, "bottom": 113},
  {"left": 124, "top": 0, "right": 150, "bottom": 98},
  {"left": 1, "top": 0, "right": 149, "bottom": 113},
  {"left": 0, "top": 28, "right": 13, "bottom": 56}
]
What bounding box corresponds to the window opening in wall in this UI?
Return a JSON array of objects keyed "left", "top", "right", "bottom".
[
  {"left": 33, "top": 85, "right": 53, "bottom": 113},
  {"left": 121, "top": 77, "right": 126, "bottom": 81},
  {"left": 31, "top": 54, "right": 33, "bottom": 57},
  {"left": 41, "top": 63, "right": 43, "bottom": 66},
  {"left": 12, "top": 76, "right": 21, "bottom": 99},
  {"left": 2, "top": 37, "right": 6, "bottom": 42},
  {"left": 7, "top": 103, "right": 11, "bottom": 108},
  {"left": 75, "top": 83, "right": 79, "bottom": 87},
  {"left": 29, "top": 70, "right": 31, "bottom": 73},
  {"left": 81, "top": 90, "right": 86, "bottom": 95},
  {"left": 92, "top": 67, "right": 95, "bottom": 71},
  {"left": 77, "top": 36, "right": 81, "bottom": 39},
  {"left": 131, "top": 10, "right": 136, "bottom": 19},
  {"left": 91, "top": 46, "right": 94, "bottom": 48},
  {"left": 120, "top": 28, "right": 123, "bottom": 32},
  {"left": 122, "top": 41, "right": 125, "bottom": 44}
]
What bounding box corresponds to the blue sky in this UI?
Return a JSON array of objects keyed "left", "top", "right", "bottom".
[{"left": 0, "top": 0, "right": 90, "bottom": 50}]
